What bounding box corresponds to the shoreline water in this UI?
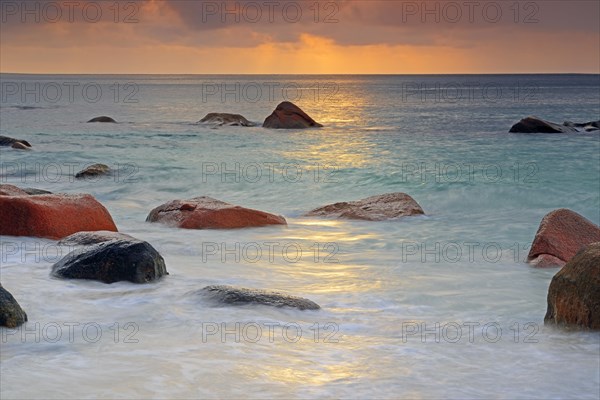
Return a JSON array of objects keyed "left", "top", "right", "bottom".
[{"left": 1, "top": 74, "right": 599, "bottom": 399}]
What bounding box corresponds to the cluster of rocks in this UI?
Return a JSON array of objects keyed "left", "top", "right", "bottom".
[
  {"left": 0, "top": 188, "right": 424, "bottom": 327},
  {"left": 0, "top": 186, "right": 423, "bottom": 236},
  {"left": 198, "top": 101, "right": 323, "bottom": 129},
  {"left": 198, "top": 102, "right": 324, "bottom": 129},
  {"left": 2, "top": 110, "right": 599, "bottom": 330},
  {"left": 526, "top": 209, "right": 600, "bottom": 330},
  {"left": 1, "top": 102, "right": 323, "bottom": 153},
  {"left": 4, "top": 110, "right": 598, "bottom": 153},
  {"left": 2, "top": 183, "right": 599, "bottom": 329},
  {"left": 84, "top": 102, "right": 323, "bottom": 130}
]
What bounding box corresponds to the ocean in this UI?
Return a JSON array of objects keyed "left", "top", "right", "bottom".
[{"left": 1, "top": 74, "right": 599, "bottom": 399}]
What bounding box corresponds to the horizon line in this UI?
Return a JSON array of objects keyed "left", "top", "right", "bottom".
[{"left": 1, "top": 72, "right": 599, "bottom": 76}]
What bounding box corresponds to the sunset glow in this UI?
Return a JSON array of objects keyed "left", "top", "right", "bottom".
[{"left": 1, "top": 0, "right": 598, "bottom": 74}]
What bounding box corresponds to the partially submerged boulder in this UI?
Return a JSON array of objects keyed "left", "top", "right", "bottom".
[
  {"left": 263, "top": 101, "right": 323, "bottom": 129},
  {"left": 545, "top": 243, "right": 600, "bottom": 330},
  {"left": 0, "top": 135, "right": 32, "bottom": 149},
  {"left": 509, "top": 116, "right": 599, "bottom": 133},
  {"left": 0, "top": 283, "right": 28, "bottom": 328},
  {"left": 201, "top": 285, "right": 320, "bottom": 310},
  {"left": 87, "top": 116, "right": 116, "bottom": 123},
  {"left": 75, "top": 164, "right": 111, "bottom": 179},
  {"left": 198, "top": 113, "right": 255, "bottom": 127},
  {"left": 527, "top": 209, "right": 600, "bottom": 267},
  {"left": 146, "top": 196, "right": 286, "bottom": 229},
  {"left": 0, "top": 186, "right": 118, "bottom": 239},
  {"left": 305, "top": 192, "right": 424, "bottom": 221},
  {"left": 52, "top": 239, "right": 168, "bottom": 284}
]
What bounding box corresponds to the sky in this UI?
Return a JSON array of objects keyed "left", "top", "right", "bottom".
[{"left": 1, "top": 0, "right": 599, "bottom": 74}]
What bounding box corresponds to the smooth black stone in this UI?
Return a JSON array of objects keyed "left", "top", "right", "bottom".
[
  {"left": 87, "top": 116, "right": 116, "bottom": 123},
  {"left": 52, "top": 240, "right": 168, "bottom": 284}
]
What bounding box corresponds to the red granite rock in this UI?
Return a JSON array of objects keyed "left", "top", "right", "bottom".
[
  {"left": 263, "top": 101, "right": 323, "bottom": 129},
  {"left": 527, "top": 209, "right": 600, "bottom": 267},
  {"left": 0, "top": 187, "right": 118, "bottom": 239},
  {"left": 304, "top": 192, "right": 424, "bottom": 221},
  {"left": 146, "top": 196, "right": 286, "bottom": 229}
]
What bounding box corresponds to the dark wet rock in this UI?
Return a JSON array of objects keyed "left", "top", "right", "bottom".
[
  {"left": 509, "top": 116, "right": 576, "bottom": 133},
  {"left": 58, "top": 230, "right": 137, "bottom": 246},
  {"left": 199, "top": 113, "right": 255, "bottom": 127},
  {"left": 527, "top": 209, "right": 600, "bottom": 267},
  {"left": 22, "top": 188, "right": 52, "bottom": 195},
  {"left": 147, "top": 196, "right": 286, "bottom": 229},
  {"left": 87, "top": 116, "right": 116, "bottom": 123},
  {"left": 545, "top": 243, "right": 600, "bottom": 330},
  {"left": 201, "top": 285, "right": 320, "bottom": 310},
  {"left": 305, "top": 192, "right": 424, "bottom": 221},
  {"left": 0, "top": 135, "right": 32, "bottom": 149},
  {"left": 263, "top": 101, "right": 323, "bottom": 129},
  {"left": 52, "top": 239, "right": 168, "bottom": 284},
  {"left": 0, "top": 188, "right": 118, "bottom": 239},
  {"left": 509, "top": 116, "right": 600, "bottom": 133},
  {"left": 0, "top": 283, "right": 28, "bottom": 328},
  {"left": 75, "top": 164, "right": 111, "bottom": 179}
]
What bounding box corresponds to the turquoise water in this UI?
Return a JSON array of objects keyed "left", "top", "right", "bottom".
[{"left": 1, "top": 74, "right": 599, "bottom": 399}]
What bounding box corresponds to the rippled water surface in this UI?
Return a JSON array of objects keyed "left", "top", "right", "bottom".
[{"left": 1, "top": 74, "right": 599, "bottom": 399}]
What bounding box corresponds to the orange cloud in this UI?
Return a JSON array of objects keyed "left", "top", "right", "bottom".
[{"left": 0, "top": 0, "right": 598, "bottom": 73}]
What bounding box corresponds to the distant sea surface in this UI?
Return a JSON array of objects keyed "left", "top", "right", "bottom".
[{"left": 1, "top": 74, "right": 599, "bottom": 399}]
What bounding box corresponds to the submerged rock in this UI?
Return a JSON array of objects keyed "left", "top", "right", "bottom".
[
  {"left": 0, "top": 283, "right": 28, "bottom": 328},
  {"left": 75, "top": 164, "right": 111, "bottom": 179},
  {"left": 0, "top": 135, "right": 32, "bottom": 150},
  {"left": 527, "top": 209, "right": 600, "bottom": 267},
  {"left": 52, "top": 239, "right": 168, "bottom": 284},
  {"left": 563, "top": 120, "right": 600, "bottom": 131},
  {"left": 87, "top": 116, "right": 116, "bottom": 123},
  {"left": 305, "top": 192, "right": 424, "bottom": 221},
  {"left": 0, "top": 187, "right": 118, "bottom": 239},
  {"left": 545, "top": 243, "right": 600, "bottom": 330},
  {"left": 263, "top": 101, "right": 323, "bottom": 129},
  {"left": 198, "top": 113, "right": 255, "bottom": 127},
  {"left": 147, "top": 196, "right": 286, "bottom": 229},
  {"left": 201, "top": 285, "right": 320, "bottom": 310},
  {"left": 58, "top": 230, "right": 137, "bottom": 246}
]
